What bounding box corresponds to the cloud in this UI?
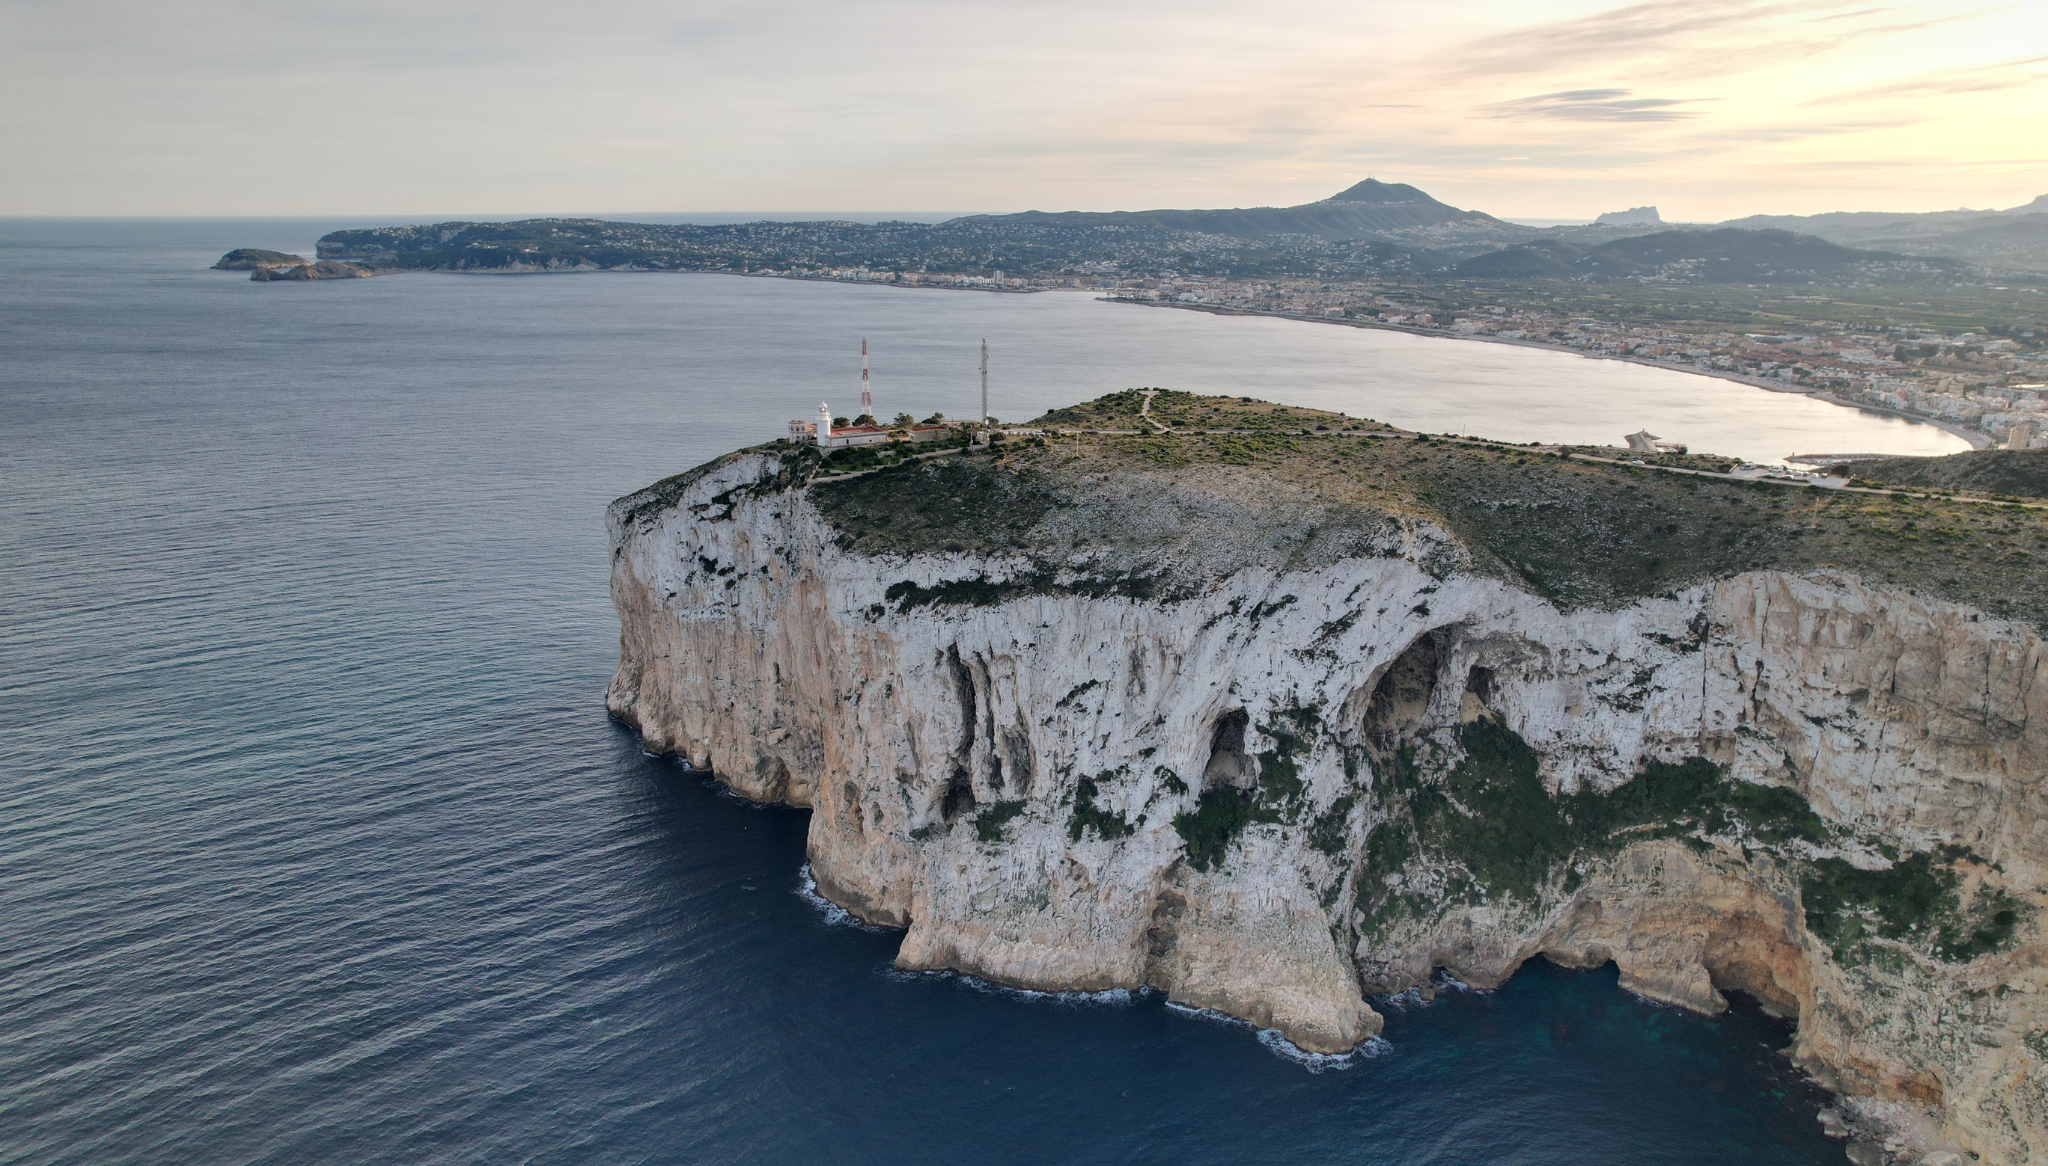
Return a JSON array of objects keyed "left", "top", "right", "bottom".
[
  {"left": 0, "top": 0, "right": 2040, "bottom": 218},
  {"left": 1483, "top": 89, "right": 1704, "bottom": 122},
  {"left": 1444, "top": 0, "right": 1782, "bottom": 79},
  {"left": 1801, "top": 53, "right": 2048, "bottom": 105},
  {"left": 1443, "top": 0, "right": 1987, "bottom": 82}
]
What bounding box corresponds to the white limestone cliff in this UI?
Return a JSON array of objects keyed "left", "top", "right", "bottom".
[{"left": 607, "top": 447, "right": 2048, "bottom": 1164}]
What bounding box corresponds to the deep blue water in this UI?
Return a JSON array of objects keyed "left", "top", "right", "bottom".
[{"left": 1, "top": 219, "right": 1845, "bottom": 1164}]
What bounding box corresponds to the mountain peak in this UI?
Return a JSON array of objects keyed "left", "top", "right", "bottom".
[
  {"left": 1595, "top": 206, "right": 1663, "bottom": 227},
  {"left": 1326, "top": 178, "right": 1442, "bottom": 206}
]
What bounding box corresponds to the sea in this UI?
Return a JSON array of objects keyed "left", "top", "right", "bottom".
[{"left": 1, "top": 217, "right": 1942, "bottom": 1165}]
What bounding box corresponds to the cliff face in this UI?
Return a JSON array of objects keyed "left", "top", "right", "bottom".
[
  {"left": 608, "top": 442, "right": 2048, "bottom": 1164},
  {"left": 248, "top": 259, "right": 379, "bottom": 281}
]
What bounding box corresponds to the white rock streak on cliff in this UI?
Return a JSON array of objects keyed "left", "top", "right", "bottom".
[{"left": 607, "top": 450, "right": 2048, "bottom": 1163}]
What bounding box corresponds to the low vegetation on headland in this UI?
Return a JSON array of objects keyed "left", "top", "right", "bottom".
[
  {"left": 614, "top": 386, "right": 2048, "bottom": 1155},
  {"left": 794, "top": 390, "right": 2048, "bottom": 630},
  {"left": 800, "top": 394, "right": 2041, "bottom": 1009},
  {"left": 1845, "top": 448, "right": 2048, "bottom": 500}
]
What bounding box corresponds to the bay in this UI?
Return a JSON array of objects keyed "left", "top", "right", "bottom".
[{"left": 0, "top": 218, "right": 1852, "bottom": 1164}]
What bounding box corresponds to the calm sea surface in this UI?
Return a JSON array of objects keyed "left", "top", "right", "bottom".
[{"left": 0, "top": 218, "right": 1885, "bottom": 1165}]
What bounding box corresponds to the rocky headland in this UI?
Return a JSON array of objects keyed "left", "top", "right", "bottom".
[
  {"left": 246, "top": 259, "right": 383, "bottom": 281},
  {"left": 210, "top": 249, "right": 394, "bottom": 280},
  {"left": 606, "top": 392, "right": 2048, "bottom": 1164},
  {"left": 210, "top": 248, "right": 307, "bottom": 270}
]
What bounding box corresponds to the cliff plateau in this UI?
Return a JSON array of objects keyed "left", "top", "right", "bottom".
[{"left": 608, "top": 397, "right": 2048, "bottom": 1163}]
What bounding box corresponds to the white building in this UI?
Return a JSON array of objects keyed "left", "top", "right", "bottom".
[{"left": 788, "top": 401, "right": 891, "bottom": 449}]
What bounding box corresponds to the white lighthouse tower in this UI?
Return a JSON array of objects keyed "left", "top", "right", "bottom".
[{"left": 813, "top": 401, "right": 834, "bottom": 446}]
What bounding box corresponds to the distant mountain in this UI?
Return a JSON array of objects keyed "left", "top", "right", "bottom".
[
  {"left": 952, "top": 179, "right": 1500, "bottom": 241},
  {"left": 1718, "top": 208, "right": 1990, "bottom": 241},
  {"left": 227, "top": 181, "right": 2028, "bottom": 290},
  {"left": 1710, "top": 196, "right": 2048, "bottom": 269},
  {"left": 1454, "top": 228, "right": 1959, "bottom": 283},
  {"left": 297, "top": 215, "right": 1448, "bottom": 284},
  {"left": 1594, "top": 206, "right": 1663, "bottom": 227},
  {"left": 1865, "top": 215, "right": 2048, "bottom": 271}
]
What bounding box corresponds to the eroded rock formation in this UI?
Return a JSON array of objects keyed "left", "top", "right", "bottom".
[{"left": 608, "top": 442, "right": 2048, "bottom": 1163}]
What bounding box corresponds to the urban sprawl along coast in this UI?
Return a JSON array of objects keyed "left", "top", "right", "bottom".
[{"left": 223, "top": 180, "right": 2048, "bottom": 450}]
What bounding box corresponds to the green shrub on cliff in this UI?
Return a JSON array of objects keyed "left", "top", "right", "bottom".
[
  {"left": 974, "top": 800, "right": 1029, "bottom": 844},
  {"left": 1372, "top": 720, "right": 1841, "bottom": 907},
  {"left": 1403, "top": 720, "right": 1572, "bottom": 900},
  {"left": 1803, "top": 851, "right": 2027, "bottom": 964},
  {"left": 1068, "top": 773, "right": 1134, "bottom": 842},
  {"left": 1174, "top": 789, "right": 1255, "bottom": 873}
]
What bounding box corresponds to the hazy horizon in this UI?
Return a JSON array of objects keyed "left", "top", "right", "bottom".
[
  {"left": 4, "top": 0, "right": 2042, "bottom": 221},
  {"left": 1, "top": 185, "right": 2040, "bottom": 229}
]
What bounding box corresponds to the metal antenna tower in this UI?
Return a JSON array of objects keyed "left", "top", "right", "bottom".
[
  {"left": 979, "top": 339, "right": 989, "bottom": 425},
  {"left": 860, "top": 339, "right": 873, "bottom": 420}
]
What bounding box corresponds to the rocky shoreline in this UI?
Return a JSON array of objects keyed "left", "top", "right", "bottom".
[{"left": 606, "top": 414, "right": 2048, "bottom": 1164}]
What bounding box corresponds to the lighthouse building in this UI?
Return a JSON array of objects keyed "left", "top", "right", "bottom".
[
  {"left": 785, "top": 341, "right": 960, "bottom": 448},
  {"left": 788, "top": 402, "right": 891, "bottom": 449}
]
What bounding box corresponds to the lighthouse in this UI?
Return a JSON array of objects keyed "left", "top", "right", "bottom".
[{"left": 814, "top": 401, "right": 834, "bottom": 446}]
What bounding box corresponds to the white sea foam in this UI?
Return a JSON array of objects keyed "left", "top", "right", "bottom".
[
  {"left": 794, "top": 863, "right": 896, "bottom": 932},
  {"left": 883, "top": 965, "right": 1145, "bottom": 1008},
  {"left": 1375, "top": 986, "right": 1434, "bottom": 1012},
  {"left": 1435, "top": 969, "right": 1489, "bottom": 995},
  {"left": 1165, "top": 1001, "right": 1388, "bottom": 1071},
  {"left": 1256, "top": 1028, "right": 1390, "bottom": 1072}
]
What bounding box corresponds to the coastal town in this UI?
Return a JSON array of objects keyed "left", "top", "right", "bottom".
[
  {"left": 251, "top": 196, "right": 2048, "bottom": 454},
  {"left": 1101, "top": 277, "right": 2048, "bottom": 450},
  {"left": 785, "top": 269, "right": 2048, "bottom": 452}
]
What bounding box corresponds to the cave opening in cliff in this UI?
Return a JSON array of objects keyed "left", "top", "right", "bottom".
[
  {"left": 1201, "top": 708, "right": 1251, "bottom": 790},
  {"left": 1358, "top": 629, "right": 1452, "bottom": 761},
  {"left": 942, "top": 643, "right": 984, "bottom": 817},
  {"left": 1466, "top": 665, "right": 1496, "bottom": 706},
  {"left": 941, "top": 765, "right": 976, "bottom": 822}
]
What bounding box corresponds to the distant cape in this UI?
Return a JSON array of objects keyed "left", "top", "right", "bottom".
[
  {"left": 950, "top": 178, "right": 1499, "bottom": 241},
  {"left": 1595, "top": 206, "right": 1663, "bottom": 227}
]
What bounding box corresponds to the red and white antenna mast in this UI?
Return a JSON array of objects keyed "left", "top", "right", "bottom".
[{"left": 860, "top": 338, "right": 873, "bottom": 420}]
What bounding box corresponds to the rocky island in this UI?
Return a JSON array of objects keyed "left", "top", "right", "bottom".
[
  {"left": 210, "top": 248, "right": 308, "bottom": 270},
  {"left": 612, "top": 392, "right": 2048, "bottom": 1163}
]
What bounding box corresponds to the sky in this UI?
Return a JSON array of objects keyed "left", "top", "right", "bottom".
[{"left": 2, "top": 0, "right": 2044, "bottom": 220}]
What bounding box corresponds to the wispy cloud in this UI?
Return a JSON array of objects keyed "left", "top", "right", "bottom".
[
  {"left": 1801, "top": 53, "right": 2048, "bottom": 105},
  {"left": 1444, "top": 0, "right": 1987, "bottom": 82},
  {"left": 0, "top": 0, "right": 2039, "bottom": 217},
  {"left": 1483, "top": 89, "right": 1703, "bottom": 122}
]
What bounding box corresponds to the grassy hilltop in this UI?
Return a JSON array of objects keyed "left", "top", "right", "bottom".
[
  {"left": 803, "top": 390, "right": 2048, "bottom": 628},
  {"left": 1846, "top": 448, "right": 2048, "bottom": 501}
]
